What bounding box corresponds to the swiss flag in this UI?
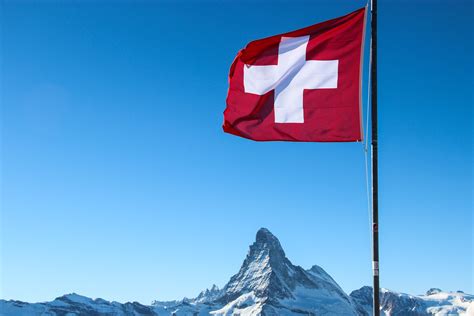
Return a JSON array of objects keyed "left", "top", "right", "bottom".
[{"left": 223, "top": 8, "right": 366, "bottom": 142}]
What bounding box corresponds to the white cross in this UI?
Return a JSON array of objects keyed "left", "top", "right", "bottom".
[{"left": 244, "top": 36, "right": 339, "bottom": 123}]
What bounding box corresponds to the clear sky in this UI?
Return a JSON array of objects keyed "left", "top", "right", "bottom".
[{"left": 1, "top": 0, "right": 472, "bottom": 305}]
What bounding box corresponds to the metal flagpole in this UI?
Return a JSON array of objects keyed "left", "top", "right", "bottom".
[{"left": 370, "top": 0, "right": 380, "bottom": 315}]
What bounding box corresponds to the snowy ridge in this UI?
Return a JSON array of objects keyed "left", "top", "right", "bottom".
[
  {"left": 350, "top": 286, "right": 474, "bottom": 316},
  {"left": 192, "top": 285, "right": 224, "bottom": 304},
  {"left": 1, "top": 293, "right": 156, "bottom": 315},
  {"left": 1, "top": 228, "right": 471, "bottom": 315}
]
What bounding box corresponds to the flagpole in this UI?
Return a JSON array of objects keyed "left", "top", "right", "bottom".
[{"left": 370, "top": 0, "right": 380, "bottom": 315}]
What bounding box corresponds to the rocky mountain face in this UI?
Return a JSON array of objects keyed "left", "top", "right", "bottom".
[
  {"left": 211, "top": 228, "right": 358, "bottom": 315},
  {"left": 1, "top": 228, "right": 472, "bottom": 315}
]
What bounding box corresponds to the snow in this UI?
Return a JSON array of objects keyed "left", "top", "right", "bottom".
[
  {"left": 225, "top": 249, "right": 271, "bottom": 295},
  {"left": 372, "top": 288, "right": 474, "bottom": 316},
  {"left": 211, "top": 292, "right": 262, "bottom": 316},
  {"left": 421, "top": 291, "right": 474, "bottom": 315},
  {"left": 279, "top": 285, "right": 358, "bottom": 315},
  {"left": 466, "top": 302, "right": 474, "bottom": 316}
]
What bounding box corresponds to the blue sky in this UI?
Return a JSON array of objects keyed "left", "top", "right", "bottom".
[{"left": 1, "top": 0, "right": 472, "bottom": 304}]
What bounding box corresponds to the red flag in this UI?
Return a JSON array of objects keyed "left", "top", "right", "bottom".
[{"left": 223, "top": 8, "right": 366, "bottom": 142}]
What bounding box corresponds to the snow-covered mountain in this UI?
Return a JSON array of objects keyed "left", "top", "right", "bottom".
[
  {"left": 1, "top": 228, "right": 472, "bottom": 315},
  {"left": 350, "top": 286, "right": 474, "bottom": 316},
  {"left": 0, "top": 293, "right": 157, "bottom": 315},
  {"left": 211, "top": 227, "right": 358, "bottom": 315}
]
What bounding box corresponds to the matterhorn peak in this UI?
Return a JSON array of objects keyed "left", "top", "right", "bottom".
[
  {"left": 222, "top": 228, "right": 339, "bottom": 305},
  {"left": 255, "top": 228, "right": 280, "bottom": 245},
  {"left": 214, "top": 228, "right": 360, "bottom": 315},
  {"left": 220, "top": 228, "right": 295, "bottom": 302},
  {"left": 252, "top": 227, "right": 286, "bottom": 259}
]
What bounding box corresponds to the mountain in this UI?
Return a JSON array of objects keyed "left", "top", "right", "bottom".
[
  {"left": 350, "top": 286, "right": 474, "bottom": 316},
  {"left": 0, "top": 293, "right": 156, "bottom": 316},
  {"left": 1, "top": 228, "right": 472, "bottom": 315},
  {"left": 212, "top": 228, "right": 358, "bottom": 315}
]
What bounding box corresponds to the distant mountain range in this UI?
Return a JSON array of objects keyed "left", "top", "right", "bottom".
[{"left": 1, "top": 228, "right": 472, "bottom": 315}]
